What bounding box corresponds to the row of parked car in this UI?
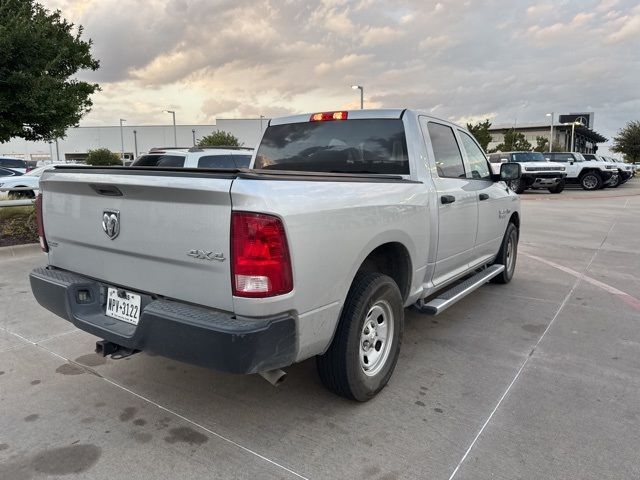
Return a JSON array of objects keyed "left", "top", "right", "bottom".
[
  {"left": 487, "top": 151, "right": 634, "bottom": 193},
  {"left": 1, "top": 144, "right": 635, "bottom": 199}
]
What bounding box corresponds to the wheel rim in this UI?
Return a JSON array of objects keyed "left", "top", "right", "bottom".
[
  {"left": 583, "top": 175, "right": 597, "bottom": 189},
  {"left": 506, "top": 233, "right": 516, "bottom": 274},
  {"left": 359, "top": 300, "right": 394, "bottom": 377}
]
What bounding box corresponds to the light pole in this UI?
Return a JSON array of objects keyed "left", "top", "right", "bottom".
[
  {"left": 545, "top": 112, "right": 554, "bottom": 152},
  {"left": 48, "top": 141, "right": 53, "bottom": 163},
  {"left": 192, "top": 129, "right": 196, "bottom": 146},
  {"left": 351, "top": 85, "right": 364, "bottom": 109},
  {"left": 133, "top": 130, "right": 138, "bottom": 158},
  {"left": 260, "top": 115, "right": 265, "bottom": 133},
  {"left": 563, "top": 121, "right": 580, "bottom": 152},
  {"left": 163, "top": 110, "right": 177, "bottom": 146},
  {"left": 119, "top": 119, "right": 126, "bottom": 160}
]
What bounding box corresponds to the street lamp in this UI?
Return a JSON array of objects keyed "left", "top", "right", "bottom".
[
  {"left": 133, "top": 129, "right": 138, "bottom": 158},
  {"left": 119, "top": 119, "right": 126, "bottom": 160},
  {"left": 351, "top": 85, "right": 364, "bottom": 109},
  {"left": 163, "top": 110, "right": 177, "bottom": 147},
  {"left": 260, "top": 115, "right": 265, "bottom": 133},
  {"left": 545, "top": 112, "right": 554, "bottom": 152},
  {"left": 192, "top": 129, "right": 196, "bottom": 146}
]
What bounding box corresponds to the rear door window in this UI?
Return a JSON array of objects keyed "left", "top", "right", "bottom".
[
  {"left": 254, "top": 119, "right": 409, "bottom": 174},
  {"left": 426, "top": 122, "right": 466, "bottom": 178},
  {"left": 197, "top": 155, "right": 237, "bottom": 169},
  {"left": 132, "top": 154, "right": 185, "bottom": 167}
]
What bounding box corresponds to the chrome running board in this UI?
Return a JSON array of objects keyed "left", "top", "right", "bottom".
[{"left": 414, "top": 265, "right": 505, "bottom": 315}]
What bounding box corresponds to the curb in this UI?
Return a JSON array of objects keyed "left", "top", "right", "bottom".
[{"left": 0, "top": 243, "right": 42, "bottom": 261}]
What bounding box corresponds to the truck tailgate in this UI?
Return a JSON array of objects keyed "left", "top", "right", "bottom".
[{"left": 40, "top": 169, "right": 234, "bottom": 311}]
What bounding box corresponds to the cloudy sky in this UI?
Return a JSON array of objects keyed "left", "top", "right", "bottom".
[{"left": 43, "top": 0, "right": 640, "bottom": 148}]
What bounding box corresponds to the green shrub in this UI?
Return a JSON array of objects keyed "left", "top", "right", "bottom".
[
  {"left": 0, "top": 205, "right": 38, "bottom": 243},
  {"left": 197, "top": 130, "right": 242, "bottom": 147},
  {"left": 86, "top": 148, "right": 122, "bottom": 166}
]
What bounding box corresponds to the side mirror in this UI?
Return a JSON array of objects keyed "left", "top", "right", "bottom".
[{"left": 500, "top": 162, "right": 521, "bottom": 181}]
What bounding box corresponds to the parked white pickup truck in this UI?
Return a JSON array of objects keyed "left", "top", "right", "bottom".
[
  {"left": 487, "top": 151, "right": 566, "bottom": 193},
  {"left": 30, "top": 109, "right": 522, "bottom": 401},
  {"left": 545, "top": 152, "right": 618, "bottom": 190}
]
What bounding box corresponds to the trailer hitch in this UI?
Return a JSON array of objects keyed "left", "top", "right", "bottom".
[{"left": 95, "top": 340, "right": 139, "bottom": 360}]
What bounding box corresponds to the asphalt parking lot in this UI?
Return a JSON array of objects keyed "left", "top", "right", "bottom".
[{"left": 1, "top": 179, "right": 639, "bottom": 480}]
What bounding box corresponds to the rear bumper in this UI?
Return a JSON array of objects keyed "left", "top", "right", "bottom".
[{"left": 29, "top": 266, "right": 296, "bottom": 374}]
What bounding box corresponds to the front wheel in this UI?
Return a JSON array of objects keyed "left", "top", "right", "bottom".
[
  {"left": 508, "top": 178, "right": 526, "bottom": 194},
  {"left": 548, "top": 180, "right": 565, "bottom": 194},
  {"left": 316, "top": 272, "right": 404, "bottom": 401},
  {"left": 580, "top": 172, "right": 602, "bottom": 190},
  {"left": 608, "top": 174, "right": 620, "bottom": 188},
  {"left": 491, "top": 222, "right": 518, "bottom": 284}
]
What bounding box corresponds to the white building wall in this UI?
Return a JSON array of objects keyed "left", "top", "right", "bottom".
[{"left": 0, "top": 119, "right": 270, "bottom": 162}]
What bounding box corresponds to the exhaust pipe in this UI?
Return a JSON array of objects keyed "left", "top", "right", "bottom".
[{"left": 258, "top": 369, "right": 287, "bottom": 387}]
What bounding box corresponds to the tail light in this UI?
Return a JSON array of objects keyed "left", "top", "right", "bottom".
[
  {"left": 310, "top": 111, "right": 348, "bottom": 122},
  {"left": 35, "top": 193, "right": 48, "bottom": 252},
  {"left": 231, "top": 212, "right": 292, "bottom": 298}
]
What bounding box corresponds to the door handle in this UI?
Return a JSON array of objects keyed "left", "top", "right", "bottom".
[
  {"left": 479, "top": 193, "right": 489, "bottom": 201},
  {"left": 440, "top": 195, "right": 456, "bottom": 204}
]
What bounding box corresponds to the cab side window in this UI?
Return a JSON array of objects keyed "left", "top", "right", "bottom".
[
  {"left": 459, "top": 131, "right": 491, "bottom": 180},
  {"left": 427, "top": 122, "right": 466, "bottom": 178}
]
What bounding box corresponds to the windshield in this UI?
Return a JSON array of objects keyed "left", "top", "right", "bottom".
[
  {"left": 512, "top": 152, "right": 545, "bottom": 162},
  {"left": 255, "top": 119, "right": 409, "bottom": 174}
]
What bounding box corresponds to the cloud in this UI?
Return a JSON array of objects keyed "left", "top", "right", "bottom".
[{"left": 37, "top": 0, "right": 640, "bottom": 148}]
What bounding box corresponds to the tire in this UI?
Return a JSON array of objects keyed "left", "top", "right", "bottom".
[
  {"left": 9, "top": 189, "right": 35, "bottom": 199},
  {"left": 316, "top": 272, "right": 404, "bottom": 401},
  {"left": 608, "top": 174, "right": 620, "bottom": 188},
  {"left": 548, "top": 180, "right": 565, "bottom": 194},
  {"left": 580, "top": 172, "right": 602, "bottom": 190},
  {"left": 491, "top": 222, "right": 518, "bottom": 284},
  {"left": 509, "top": 178, "right": 526, "bottom": 194}
]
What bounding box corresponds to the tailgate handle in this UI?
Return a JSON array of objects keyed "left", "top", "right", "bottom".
[{"left": 90, "top": 184, "right": 123, "bottom": 196}]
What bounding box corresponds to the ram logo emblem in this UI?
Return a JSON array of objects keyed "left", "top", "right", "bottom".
[{"left": 102, "top": 210, "right": 120, "bottom": 240}]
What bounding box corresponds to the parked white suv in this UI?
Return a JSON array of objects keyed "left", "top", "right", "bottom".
[
  {"left": 132, "top": 146, "right": 254, "bottom": 169},
  {"left": 545, "top": 152, "right": 617, "bottom": 190},
  {"left": 487, "top": 151, "right": 566, "bottom": 193},
  {"left": 583, "top": 154, "right": 633, "bottom": 187}
]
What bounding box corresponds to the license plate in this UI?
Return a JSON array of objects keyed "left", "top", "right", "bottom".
[{"left": 106, "top": 288, "right": 141, "bottom": 325}]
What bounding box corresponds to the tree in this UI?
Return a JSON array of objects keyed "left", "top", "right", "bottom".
[
  {"left": 466, "top": 119, "right": 493, "bottom": 151},
  {"left": 86, "top": 148, "right": 121, "bottom": 166},
  {"left": 493, "top": 129, "right": 532, "bottom": 152},
  {"left": 533, "top": 136, "right": 549, "bottom": 153},
  {"left": 611, "top": 120, "right": 640, "bottom": 163},
  {"left": 197, "top": 130, "right": 242, "bottom": 147},
  {"left": 0, "top": 0, "right": 100, "bottom": 143}
]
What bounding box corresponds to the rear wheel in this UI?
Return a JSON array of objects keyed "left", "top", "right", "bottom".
[
  {"left": 548, "top": 180, "right": 565, "bottom": 194},
  {"left": 580, "top": 172, "right": 602, "bottom": 190},
  {"left": 316, "top": 272, "right": 404, "bottom": 401},
  {"left": 491, "top": 222, "right": 518, "bottom": 284}
]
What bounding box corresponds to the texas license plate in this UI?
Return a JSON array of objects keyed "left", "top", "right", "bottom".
[{"left": 106, "top": 288, "right": 141, "bottom": 325}]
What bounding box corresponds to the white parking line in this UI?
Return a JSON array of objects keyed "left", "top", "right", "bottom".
[
  {"left": 4, "top": 328, "right": 310, "bottom": 480},
  {"left": 447, "top": 199, "right": 628, "bottom": 480}
]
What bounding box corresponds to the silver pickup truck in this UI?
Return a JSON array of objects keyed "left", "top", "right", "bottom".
[{"left": 30, "top": 109, "right": 521, "bottom": 401}]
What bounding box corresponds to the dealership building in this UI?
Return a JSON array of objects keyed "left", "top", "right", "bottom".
[
  {"left": 487, "top": 113, "right": 607, "bottom": 154},
  {"left": 0, "top": 118, "right": 268, "bottom": 163}
]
